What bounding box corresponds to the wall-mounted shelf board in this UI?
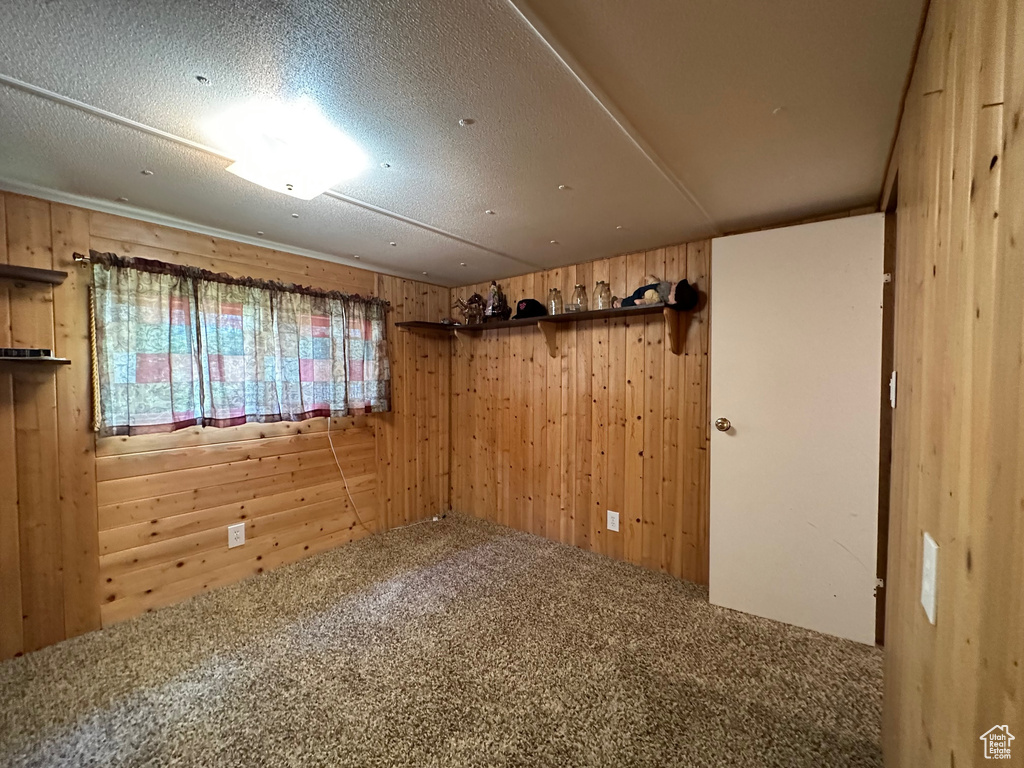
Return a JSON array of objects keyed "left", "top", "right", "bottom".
[
  {"left": 396, "top": 303, "right": 691, "bottom": 357},
  {"left": 391, "top": 320, "right": 459, "bottom": 335},
  {"left": 0, "top": 264, "right": 68, "bottom": 285},
  {"left": 447, "top": 315, "right": 544, "bottom": 332},
  {"left": 0, "top": 356, "right": 72, "bottom": 374},
  {"left": 0, "top": 356, "right": 71, "bottom": 365}
]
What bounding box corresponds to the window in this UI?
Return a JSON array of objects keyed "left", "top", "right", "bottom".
[{"left": 91, "top": 251, "right": 389, "bottom": 436}]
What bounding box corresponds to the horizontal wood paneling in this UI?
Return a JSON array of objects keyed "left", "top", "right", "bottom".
[
  {"left": 882, "top": 0, "right": 1023, "bottom": 763},
  {"left": 450, "top": 242, "right": 711, "bottom": 584},
  {"left": 96, "top": 418, "right": 377, "bottom": 625},
  {"left": 0, "top": 192, "right": 449, "bottom": 656}
]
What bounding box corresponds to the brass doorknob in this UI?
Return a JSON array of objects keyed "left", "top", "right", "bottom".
[{"left": 715, "top": 417, "right": 731, "bottom": 432}]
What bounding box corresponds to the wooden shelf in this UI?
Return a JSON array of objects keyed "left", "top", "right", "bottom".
[
  {"left": 542, "top": 304, "right": 675, "bottom": 324},
  {"left": 396, "top": 303, "right": 691, "bottom": 357},
  {"left": 445, "top": 316, "right": 544, "bottom": 332},
  {"left": 0, "top": 264, "right": 68, "bottom": 285},
  {"left": 0, "top": 356, "right": 72, "bottom": 368},
  {"left": 392, "top": 320, "right": 460, "bottom": 335}
]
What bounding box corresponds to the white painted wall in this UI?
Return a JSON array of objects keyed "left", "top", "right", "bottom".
[{"left": 709, "top": 214, "right": 884, "bottom": 644}]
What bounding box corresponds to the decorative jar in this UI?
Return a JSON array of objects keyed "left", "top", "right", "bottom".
[
  {"left": 569, "top": 284, "right": 588, "bottom": 312},
  {"left": 547, "top": 287, "right": 564, "bottom": 315}
]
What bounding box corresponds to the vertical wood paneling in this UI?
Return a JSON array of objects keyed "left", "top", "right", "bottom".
[
  {"left": 376, "top": 275, "right": 451, "bottom": 532},
  {"left": 574, "top": 262, "right": 593, "bottom": 551},
  {"left": 531, "top": 275, "right": 548, "bottom": 539},
  {"left": 606, "top": 256, "right": 627, "bottom": 564},
  {"left": 662, "top": 245, "right": 686, "bottom": 575},
  {"left": 623, "top": 252, "right": 647, "bottom": 565},
  {"left": 6, "top": 195, "right": 64, "bottom": 652},
  {"left": 684, "top": 241, "right": 711, "bottom": 584},
  {"left": 590, "top": 259, "right": 610, "bottom": 556},
  {"left": 0, "top": 193, "right": 24, "bottom": 659},
  {"left": 559, "top": 267, "right": 576, "bottom": 545},
  {"left": 50, "top": 204, "right": 101, "bottom": 639},
  {"left": 450, "top": 241, "right": 712, "bottom": 582},
  {"left": 641, "top": 248, "right": 665, "bottom": 571},
  {"left": 883, "top": 0, "right": 1023, "bottom": 762}
]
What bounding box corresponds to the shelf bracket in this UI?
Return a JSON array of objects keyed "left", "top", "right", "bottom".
[
  {"left": 664, "top": 307, "right": 691, "bottom": 355},
  {"left": 537, "top": 321, "right": 558, "bottom": 358}
]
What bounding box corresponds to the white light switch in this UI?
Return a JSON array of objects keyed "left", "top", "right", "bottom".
[
  {"left": 920, "top": 532, "right": 938, "bottom": 624},
  {"left": 228, "top": 522, "right": 246, "bottom": 548},
  {"left": 607, "top": 510, "right": 620, "bottom": 533}
]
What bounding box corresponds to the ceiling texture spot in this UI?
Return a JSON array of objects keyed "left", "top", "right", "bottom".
[{"left": 0, "top": 0, "right": 923, "bottom": 285}]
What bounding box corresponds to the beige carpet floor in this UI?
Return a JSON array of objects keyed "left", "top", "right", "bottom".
[{"left": 0, "top": 513, "right": 883, "bottom": 767}]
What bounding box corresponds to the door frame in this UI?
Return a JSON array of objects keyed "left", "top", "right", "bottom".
[{"left": 875, "top": 176, "right": 899, "bottom": 645}]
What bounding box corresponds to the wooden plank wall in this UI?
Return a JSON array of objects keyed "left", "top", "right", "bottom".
[
  {"left": 0, "top": 195, "right": 98, "bottom": 657},
  {"left": 450, "top": 242, "right": 711, "bottom": 584},
  {"left": 0, "top": 192, "right": 449, "bottom": 657},
  {"left": 375, "top": 275, "right": 451, "bottom": 530},
  {"left": 95, "top": 416, "right": 378, "bottom": 624},
  {"left": 882, "top": 0, "right": 1023, "bottom": 763}
]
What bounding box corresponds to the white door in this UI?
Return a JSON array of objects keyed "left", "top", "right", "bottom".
[{"left": 709, "top": 214, "right": 884, "bottom": 644}]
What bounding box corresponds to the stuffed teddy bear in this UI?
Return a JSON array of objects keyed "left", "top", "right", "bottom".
[
  {"left": 622, "top": 275, "right": 673, "bottom": 307},
  {"left": 621, "top": 276, "right": 699, "bottom": 309}
]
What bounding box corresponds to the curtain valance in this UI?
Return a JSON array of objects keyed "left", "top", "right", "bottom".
[{"left": 88, "top": 250, "right": 389, "bottom": 307}]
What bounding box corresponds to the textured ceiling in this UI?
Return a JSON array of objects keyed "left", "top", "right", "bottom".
[{"left": 0, "top": 0, "right": 923, "bottom": 286}]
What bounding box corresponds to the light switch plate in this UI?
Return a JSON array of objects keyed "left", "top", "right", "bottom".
[
  {"left": 607, "top": 510, "right": 620, "bottom": 533},
  {"left": 228, "top": 522, "right": 246, "bottom": 549},
  {"left": 921, "top": 531, "right": 938, "bottom": 624}
]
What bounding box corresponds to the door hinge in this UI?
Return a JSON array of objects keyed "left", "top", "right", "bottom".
[
  {"left": 889, "top": 370, "right": 897, "bottom": 409},
  {"left": 883, "top": 272, "right": 893, "bottom": 283}
]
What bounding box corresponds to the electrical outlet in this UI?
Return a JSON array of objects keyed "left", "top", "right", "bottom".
[
  {"left": 228, "top": 522, "right": 245, "bottom": 549},
  {"left": 607, "top": 510, "right": 620, "bottom": 533},
  {"left": 920, "top": 531, "right": 937, "bottom": 625}
]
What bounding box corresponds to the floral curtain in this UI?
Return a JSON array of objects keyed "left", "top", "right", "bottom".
[
  {"left": 195, "top": 279, "right": 279, "bottom": 427},
  {"left": 91, "top": 252, "right": 390, "bottom": 436},
  {"left": 342, "top": 297, "right": 390, "bottom": 413},
  {"left": 270, "top": 291, "right": 349, "bottom": 421},
  {"left": 92, "top": 263, "right": 203, "bottom": 436}
]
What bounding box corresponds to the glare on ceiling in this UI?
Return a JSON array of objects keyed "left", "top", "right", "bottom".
[{"left": 205, "top": 98, "right": 369, "bottom": 200}]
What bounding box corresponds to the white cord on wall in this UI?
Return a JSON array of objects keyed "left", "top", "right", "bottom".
[
  {"left": 326, "top": 415, "right": 374, "bottom": 535},
  {"left": 326, "top": 415, "right": 443, "bottom": 534}
]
